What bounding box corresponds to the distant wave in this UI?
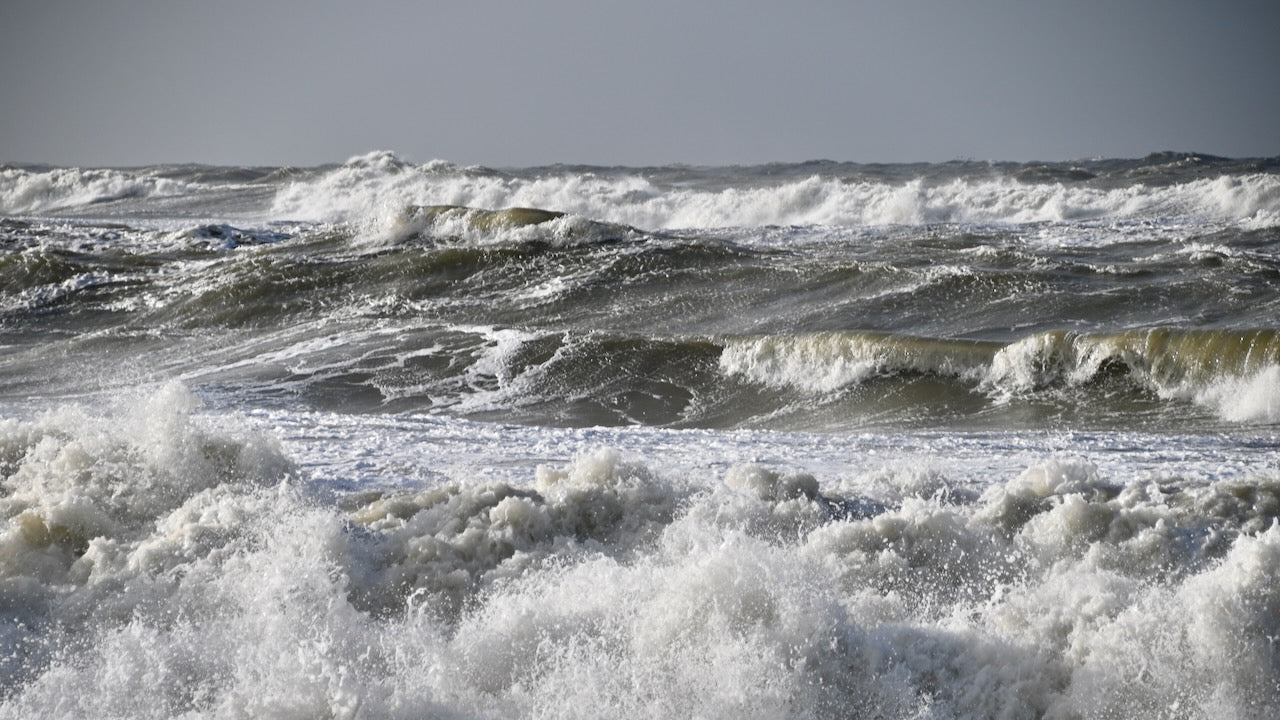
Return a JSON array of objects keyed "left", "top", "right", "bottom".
[
  {"left": 269, "top": 151, "right": 1280, "bottom": 230},
  {"left": 0, "top": 166, "right": 192, "bottom": 214},
  {"left": 7, "top": 153, "right": 1278, "bottom": 229},
  {"left": 383, "top": 204, "right": 642, "bottom": 247}
]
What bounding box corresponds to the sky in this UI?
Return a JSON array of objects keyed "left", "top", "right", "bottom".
[{"left": 1, "top": 0, "right": 1277, "bottom": 168}]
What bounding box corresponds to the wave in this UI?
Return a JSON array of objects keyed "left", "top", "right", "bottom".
[
  {"left": 268, "top": 151, "right": 1280, "bottom": 231},
  {"left": 985, "top": 328, "right": 1280, "bottom": 389},
  {"left": 384, "top": 204, "right": 642, "bottom": 247},
  {"left": 0, "top": 166, "right": 193, "bottom": 215},
  {"left": 7, "top": 153, "right": 1278, "bottom": 230},
  {"left": 168, "top": 324, "right": 1280, "bottom": 428},
  {"left": 229, "top": 325, "right": 729, "bottom": 426},
  {"left": 719, "top": 332, "right": 997, "bottom": 393},
  {"left": 2, "top": 387, "right": 1278, "bottom": 717},
  {"left": 721, "top": 328, "right": 1280, "bottom": 423},
  {"left": 983, "top": 329, "right": 1280, "bottom": 424}
]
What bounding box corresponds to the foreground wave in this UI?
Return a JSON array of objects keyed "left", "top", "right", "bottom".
[{"left": 1, "top": 387, "right": 1277, "bottom": 718}]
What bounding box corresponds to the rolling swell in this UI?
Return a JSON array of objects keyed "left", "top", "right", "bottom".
[
  {"left": 207, "top": 327, "right": 733, "bottom": 427},
  {"left": 6, "top": 172, "right": 1280, "bottom": 430}
]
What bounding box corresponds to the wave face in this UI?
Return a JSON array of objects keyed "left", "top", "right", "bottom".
[
  {"left": 3, "top": 152, "right": 1280, "bottom": 716},
  {"left": 719, "top": 328, "right": 1280, "bottom": 424}
]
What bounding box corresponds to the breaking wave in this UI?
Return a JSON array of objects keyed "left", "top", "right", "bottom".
[
  {"left": 721, "top": 328, "right": 1280, "bottom": 423},
  {"left": 720, "top": 332, "right": 997, "bottom": 393},
  {"left": 2, "top": 386, "right": 1278, "bottom": 717},
  {"left": 178, "top": 325, "right": 1280, "bottom": 427},
  {"left": 268, "top": 151, "right": 1280, "bottom": 231},
  {"left": 0, "top": 166, "right": 192, "bottom": 215},
  {"left": 382, "top": 204, "right": 642, "bottom": 247}
]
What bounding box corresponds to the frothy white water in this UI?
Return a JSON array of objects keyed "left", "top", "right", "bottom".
[
  {"left": 720, "top": 334, "right": 885, "bottom": 393},
  {"left": 2, "top": 386, "right": 1278, "bottom": 718},
  {"left": 719, "top": 332, "right": 991, "bottom": 393},
  {"left": 269, "top": 152, "right": 1280, "bottom": 233},
  {"left": 0, "top": 167, "right": 191, "bottom": 215},
  {"left": 1189, "top": 366, "right": 1280, "bottom": 423}
]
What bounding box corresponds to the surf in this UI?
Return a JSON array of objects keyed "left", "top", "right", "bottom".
[
  {"left": 1, "top": 385, "right": 1277, "bottom": 718},
  {"left": 721, "top": 328, "right": 1280, "bottom": 425}
]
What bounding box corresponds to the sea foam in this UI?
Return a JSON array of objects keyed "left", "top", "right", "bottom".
[
  {"left": 269, "top": 152, "right": 1280, "bottom": 233},
  {"left": 3, "top": 387, "right": 1278, "bottom": 718},
  {"left": 0, "top": 167, "right": 190, "bottom": 215}
]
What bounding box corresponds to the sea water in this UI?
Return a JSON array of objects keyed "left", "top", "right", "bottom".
[{"left": 1, "top": 151, "right": 1279, "bottom": 718}]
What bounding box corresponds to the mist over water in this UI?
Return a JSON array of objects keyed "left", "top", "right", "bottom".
[{"left": 2, "top": 152, "right": 1280, "bottom": 717}]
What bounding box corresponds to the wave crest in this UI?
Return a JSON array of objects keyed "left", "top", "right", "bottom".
[
  {"left": 719, "top": 331, "right": 994, "bottom": 393},
  {"left": 385, "top": 204, "right": 640, "bottom": 246},
  {"left": 0, "top": 166, "right": 191, "bottom": 214},
  {"left": 268, "top": 155, "right": 1280, "bottom": 230},
  {"left": 721, "top": 328, "right": 1280, "bottom": 423}
]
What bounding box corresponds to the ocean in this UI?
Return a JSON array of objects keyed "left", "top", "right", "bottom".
[{"left": 1, "top": 150, "right": 1278, "bottom": 718}]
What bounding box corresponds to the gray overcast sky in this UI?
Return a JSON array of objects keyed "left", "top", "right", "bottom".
[{"left": 1, "top": 0, "right": 1277, "bottom": 167}]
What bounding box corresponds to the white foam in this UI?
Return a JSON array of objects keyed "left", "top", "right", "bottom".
[
  {"left": 719, "top": 332, "right": 991, "bottom": 394},
  {"left": 0, "top": 167, "right": 191, "bottom": 214},
  {"left": 718, "top": 334, "right": 883, "bottom": 393},
  {"left": 0, "top": 384, "right": 290, "bottom": 580},
  {"left": 268, "top": 153, "right": 1280, "bottom": 232},
  {"left": 1189, "top": 365, "right": 1280, "bottom": 423},
  {"left": 4, "top": 393, "right": 1276, "bottom": 717}
]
